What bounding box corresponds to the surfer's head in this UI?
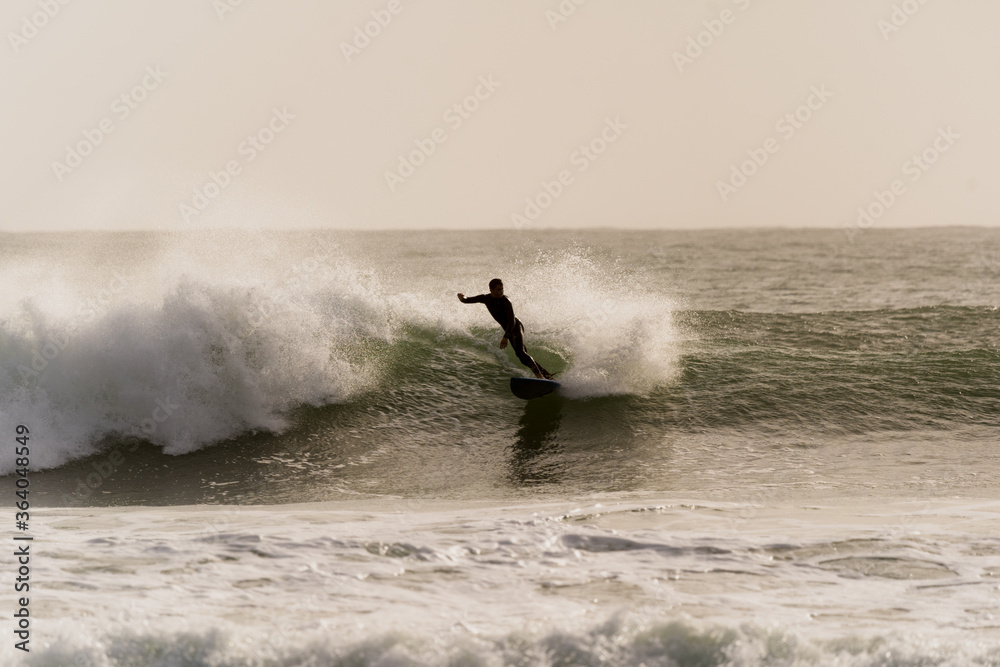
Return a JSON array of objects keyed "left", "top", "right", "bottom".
[{"left": 489, "top": 278, "right": 503, "bottom": 297}]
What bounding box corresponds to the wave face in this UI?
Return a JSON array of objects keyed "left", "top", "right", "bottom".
[{"left": 671, "top": 306, "right": 1000, "bottom": 435}]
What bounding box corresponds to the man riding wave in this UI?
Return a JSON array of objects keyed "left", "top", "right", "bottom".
[{"left": 458, "top": 278, "right": 553, "bottom": 380}]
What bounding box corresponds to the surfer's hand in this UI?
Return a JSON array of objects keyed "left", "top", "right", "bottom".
[
  {"left": 500, "top": 337, "right": 508, "bottom": 349},
  {"left": 457, "top": 293, "right": 465, "bottom": 302}
]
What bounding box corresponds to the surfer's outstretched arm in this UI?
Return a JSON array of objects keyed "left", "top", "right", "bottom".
[{"left": 458, "top": 293, "right": 487, "bottom": 304}]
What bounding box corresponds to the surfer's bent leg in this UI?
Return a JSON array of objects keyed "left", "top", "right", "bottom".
[{"left": 511, "top": 320, "right": 551, "bottom": 379}]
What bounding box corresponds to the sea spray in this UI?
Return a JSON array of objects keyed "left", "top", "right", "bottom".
[{"left": 0, "top": 246, "right": 396, "bottom": 473}]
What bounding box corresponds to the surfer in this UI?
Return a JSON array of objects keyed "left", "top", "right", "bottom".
[{"left": 458, "top": 279, "right": 553, "bottom": 380}]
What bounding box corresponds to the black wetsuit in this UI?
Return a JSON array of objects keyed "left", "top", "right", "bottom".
[{"left": 464, "top": 294, "right": 550, "bottom": 378}]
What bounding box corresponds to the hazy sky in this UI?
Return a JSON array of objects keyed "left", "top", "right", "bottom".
[{"left": 3, "top": 0, "right": 998, "bottom": 231}]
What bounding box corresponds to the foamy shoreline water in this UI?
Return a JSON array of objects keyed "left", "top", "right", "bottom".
[{"left": 11, "top": 495, "right": 1000, "bottom": 665}]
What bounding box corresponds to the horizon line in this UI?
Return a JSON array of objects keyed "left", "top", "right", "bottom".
[{"left": 2, "top": 224, "right": 999, "bottom": 235}]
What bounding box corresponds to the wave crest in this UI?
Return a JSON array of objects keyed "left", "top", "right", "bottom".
[{"left": 0, "top": 256, "right": 394, "bottom": 473}]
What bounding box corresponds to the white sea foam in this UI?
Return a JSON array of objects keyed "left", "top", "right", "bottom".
[{"left": 11, "top": 497, "right": 1000, "bottom": 666}]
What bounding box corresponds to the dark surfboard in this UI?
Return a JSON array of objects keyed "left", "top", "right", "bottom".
[{"left": 510, "top": 377, "right": 561, "bottom": 400}]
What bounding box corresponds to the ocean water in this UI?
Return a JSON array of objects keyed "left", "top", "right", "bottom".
[{"left": 3, "top": 228, "right": 1000, "bottom": 665}]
